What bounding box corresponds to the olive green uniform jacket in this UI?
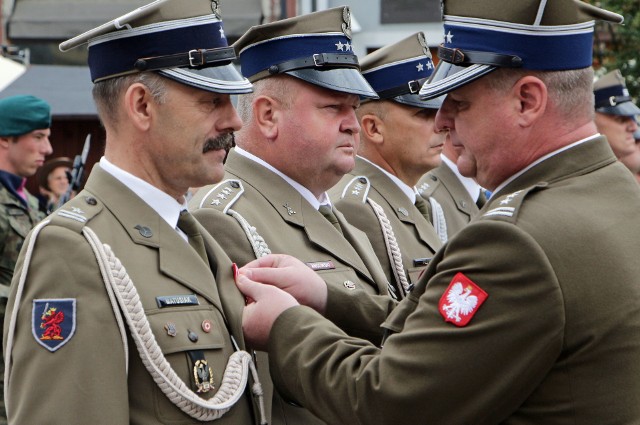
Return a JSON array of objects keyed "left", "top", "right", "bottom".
[
  {"left": 3, "top": 166, "right": 258, "bottom": 425},
  {"left": 417, "top": 161, "right": 479, "bottom": 239},
  {"left": 266, "top": 136, "right": 640, "bottom": 424},
  {"left": 189, "top": 149, "right": 395, "bottom": 425},
  {"left": 329, "top": 157, "right": 442, "bottom": 297}
]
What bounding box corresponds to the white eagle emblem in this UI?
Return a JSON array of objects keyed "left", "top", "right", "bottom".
[{"left": 442, "top": 282, "right": 479, "bottom": 323}]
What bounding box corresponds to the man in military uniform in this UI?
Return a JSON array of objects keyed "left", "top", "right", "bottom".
[
  {"left": 0, "top": 94, "right": 51, "bottom": 425},
  {"left": 234, "top": 0, "right": 640, "bottom": 423},
  {"left": 3, "top": 1, "right": 265, "bottom": 424},
  {"left": 189, "top": 8, "right": 394, "bottom": 424},
  {"left": 593, "top": 69, "right": 640, "bottom": 173},
  {"left": 416, "top": 134, "right": 485, "bottom": 238},
  {"left": 328, "top": 33, "right": 445, "bottom": 299}
]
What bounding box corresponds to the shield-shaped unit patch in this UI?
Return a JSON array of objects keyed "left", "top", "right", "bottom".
[{"left": 32, "top": 298, "right": 76, "bottom": 352}]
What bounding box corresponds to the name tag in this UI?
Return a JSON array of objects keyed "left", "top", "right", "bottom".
[
  {"left": 156, "top": 294, "right": 200, "bottom": 308},
  {"left": 306, "top": 261, "right": 336, "bottom": 271},
  {"left": 413, "top": 258, "right": 431, "bottom": 267}
]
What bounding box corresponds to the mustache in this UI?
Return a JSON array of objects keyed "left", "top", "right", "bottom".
[{"left": 203, "top": 133, "right": 235, "bottom": 154}]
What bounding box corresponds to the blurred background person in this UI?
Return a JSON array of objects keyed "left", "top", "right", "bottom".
[
  {"left": 36, "top": 156, "right": 72, "bottom": 214},
  {"left": 593, "top": 69, "right": 640, "bottom": 173}
]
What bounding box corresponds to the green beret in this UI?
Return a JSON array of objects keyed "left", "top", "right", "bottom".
[{"left": 0, "top": 95, "right": 52, "bottom": 137}]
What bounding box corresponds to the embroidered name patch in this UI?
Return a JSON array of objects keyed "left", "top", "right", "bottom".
[
  {"left": 156, "top": 294, "right": 200, "bottom": 308},
  {"left": 438, "top": 273, "right": 488, "bottom": 327},
  {"left": 305, "top": 261, "right": 336, "bottom": 271},
  {"left": 32, "top": 298, "right": 76, "bottom": 352}
]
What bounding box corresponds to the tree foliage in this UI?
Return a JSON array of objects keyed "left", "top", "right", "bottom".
[{"left": 589, "top": 0, "right": 640, "bottom": 100}]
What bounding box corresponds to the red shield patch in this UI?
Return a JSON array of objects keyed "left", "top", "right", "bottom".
[{"left": 438, "top": 273, "right": 488, "bottom": 327}]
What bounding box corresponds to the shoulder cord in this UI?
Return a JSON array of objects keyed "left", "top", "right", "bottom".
[
  {"left": 366, "top": 199, "right": 410, "bottom": 300},
  {"left": 226, "top": 209, "right": 271, "bottom": 258},
  {"left": 428, "top": 197, "right": 448, "bottom": 244},
  {"left": 82, "top": 226, "right": 267, "bottom": 422}
]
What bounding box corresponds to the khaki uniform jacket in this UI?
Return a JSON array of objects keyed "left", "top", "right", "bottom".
[
  {"left": 3, "top": 166, "right": 257, "bottom": 425},
  {"left": 0, "top": 184, "right": 43, "bottom": 290},
  {"left": 266, "top": 136, "right": 640, "bottom": 424},
  {"left": 190, "top": 149, "right": 394, "bottom": 425},
  {"left": 417, "top": 161, "right": 479, "bottom": 239},
  {"left": 329, "top": 157, "right": 442, "bottom": 295}
]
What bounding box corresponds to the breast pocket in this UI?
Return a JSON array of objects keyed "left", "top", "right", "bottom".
[{"left": 316, "top": 266, "right": 375, "bottom": 293}]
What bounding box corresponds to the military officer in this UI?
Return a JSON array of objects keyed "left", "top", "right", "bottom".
[
  {"left": 593, "top": 69, "right": 640, "bottom": 173},
  {"left": 0, "top": 94, "right": 51, "bottom": 425},
  {"left": 189, "top": 8, "right": 395, "bottom": 424},
  {"left": 327, "top": 33, "right": 445, "bottom": 298},
  {"left": 417, "top": 134, "right": 485, "bottom": 238},
  {"left": 234, "top": 0, "right": 640, "bottom": 423},
  {"left": 3, "top": 1, "right": 266, "bottom": 424}
]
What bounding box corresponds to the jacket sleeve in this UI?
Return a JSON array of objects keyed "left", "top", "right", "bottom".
[
  {"left": 4, "top": 224, "right": 130, "bottom": 424},
  {"left": 267, "top": 220, "right": 564, "bottom": 425}
]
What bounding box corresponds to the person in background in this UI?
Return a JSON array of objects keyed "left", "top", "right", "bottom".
[
  {"left": 417, "top": 133, "right": 485, "bottom": 238},
  {"left": 189, "top": 7, "right": 394, "bottom": 424},
  {"left": 593, "top": 69, "right": 640, "bottom": 171},
  {"left": 0, "top": 93, "right": 52, "bottom": 425},
  {"left": 328, "top": 32, "right": 445, "bottom": 299},
  {"left": 3, "top": 1, "right": 266, "bottom": 424},
  {"left": 37, "top": 156, "right": 72, "bottom": 214},
  {"left": 233, "top": 1, "right": 640, "bottom": 423}
]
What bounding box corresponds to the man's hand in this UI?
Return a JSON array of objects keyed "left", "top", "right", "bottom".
[
  {"left": 235, "top": 270, "right": 298, "bottom": 350},
  {"left": 238, "top": 254, "right": 329, "bottom": 313}
]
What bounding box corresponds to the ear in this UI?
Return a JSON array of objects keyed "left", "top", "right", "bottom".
[
  {"left": 360, "top": 113, "right": 385, "bottom": 145},
  {"left": 0, "top": 136, "right": 10, "bottom": 149},
  {"left": 123, "top": 82, "right": 154, "bottom": 132},
  {"left": 512, "top": 76, "right": 547, "bottom": 128},
  {"left": 252, "top": 95, "right": 282, "bottom": 141}
]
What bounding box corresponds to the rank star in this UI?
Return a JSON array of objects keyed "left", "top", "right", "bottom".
[
  {"left": 445, "top": 30, "right": 454, "bottom": 43},
  {"left": 219, "top": 27, "right": 225, "bottom": 38},
  {"left": 427, "top": 61, "right": 433, "bottom": 70},
  {"left": 416, "top": 63, "right": 424, "bottom": 72},
  {"left": 344, "top": 42, "right": 352, "bottom": 51},
  {"left": 335, "top": 41, "right": 345, "bottom": 51}
]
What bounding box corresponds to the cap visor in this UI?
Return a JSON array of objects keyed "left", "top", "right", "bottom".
[
  {"left": 286, "top": 68, "right": 379, "bottom": 99},
  {"left": 420, "top": 62, "right": 496, "bottom": 100},
  {"left": 596, "top": 101, "right": 640, "bottom": 117},
  {"left": 393, "top": 93, "right": 444, "bottom": 109},
  {"left": 158, "top": 63, "right": 253, "bottom": 94}
]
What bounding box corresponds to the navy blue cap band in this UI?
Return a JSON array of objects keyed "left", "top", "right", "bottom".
[
  {"left": 238, "top": 33, "right": 357, "bottom": 79},
  {"left": 442, "top": 20, "right": 595, "bottom": 70},
  {"left": 88, "top": 19, "right": 228, "bottom": 81},
  {"left": 363, "top": 57, "right": 435, "bottom": 97},
  {"left": 594, "top": 85, "right": 629, "bottom": 108}
]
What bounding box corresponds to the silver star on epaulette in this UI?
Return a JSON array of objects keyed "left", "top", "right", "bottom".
[
  {"left": 71, "top": 207, "right": 85, "bottom": 214},
  {"left": 211, "top": 199, "right": 221, "bottom": 206},
  {"left": 222, "top": 188, "right": 232, "bottom": 195},
  {"left": 417, "top": 183, "right": 430, "bottom": 193},
  {"left": 217, "top": 193, "right": 227, "bottom": 200},
  {"left": 352, "top": 189, "right": 361, "bottom": 195},
  {"left": 355, "top": 183, "right": 364, "bottom": 191}
]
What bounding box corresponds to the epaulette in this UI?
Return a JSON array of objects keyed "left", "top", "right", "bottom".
[
  {"left": 480, "top": 183, "right": 547, "bottom": 223},
  {"left": 47, "top": 193, "right": 104, "bottom": 234},
  {"left": 340, "top": 176, "right": 370, "bottom": 203},
  {"left": 416, "top": 173, "right": 438, "bottom": 197},
  {"left": 196, "top": 179, "right": 244, "bottom": 214}
]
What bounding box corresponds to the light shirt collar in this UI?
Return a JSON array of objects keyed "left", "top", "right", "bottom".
[
  {"left": 493, "top": 134, "right": 599, "bottom": 195},
  {"left": 441, "top": 153, "right": 483, "bottom": 202},
  {"left": 99, "top": 157, "right": 187, "bottom": 232},
  {"left": 234, "top": 147, "right": 330, "bottom": 209},
  {"left": 358, "top": 156, "right": 416, "bottom": 203}
]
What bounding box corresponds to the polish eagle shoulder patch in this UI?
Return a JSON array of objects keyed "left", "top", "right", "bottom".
[
  {"left": 32, "top": 299, "right": 76, "bottom": 352},
  {"left": 438, "top": 273, "right": 487, "bottom": 327}
]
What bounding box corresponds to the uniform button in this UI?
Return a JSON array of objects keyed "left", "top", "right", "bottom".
[
  {"left": 201, "top": 320, "right": 212, "bottom": 333},
  {"left": 85, "top": 196, "right": 97, "bottom": 205},
  {"left": 343, "top": 280, "right": 356, "bottom": 290},
  {"left": 358, "top": 177, "right": 367, "bottom": 184},
  {"left": 430, "top": 175, "right": 438, "bottom": 181},
  {"left": 134, "top": 225, "right": 153, "bottom": 238},
  {"left": 230, "top": 181, "right": 240, "bottom": 188},
  {"left": 188, "top": 329, "right": 199, "bottom": 343}
]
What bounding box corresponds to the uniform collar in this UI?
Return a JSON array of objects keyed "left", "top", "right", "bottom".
[
  {"left": 99, "top": 157, "right": 186, "bottom": 231},
  {"left": 358, "top": 156, "right": 416, "bottom": 203},
  {"left": 234, "top": 146, "right": 330, "bottom": 210},
  {"left": 0, "top": 169, "right": 28, "bottom": 207}
]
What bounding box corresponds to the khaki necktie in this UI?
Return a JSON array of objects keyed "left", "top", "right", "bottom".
[
  {"left": 414, "top": 196, "right": 432, "bottom": 224},
  {"left": 177, "top": 209, "right": 210, "bottom": 266},
  {"left": 318, "top": 205, "right": 343, "bottom": 235}
]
